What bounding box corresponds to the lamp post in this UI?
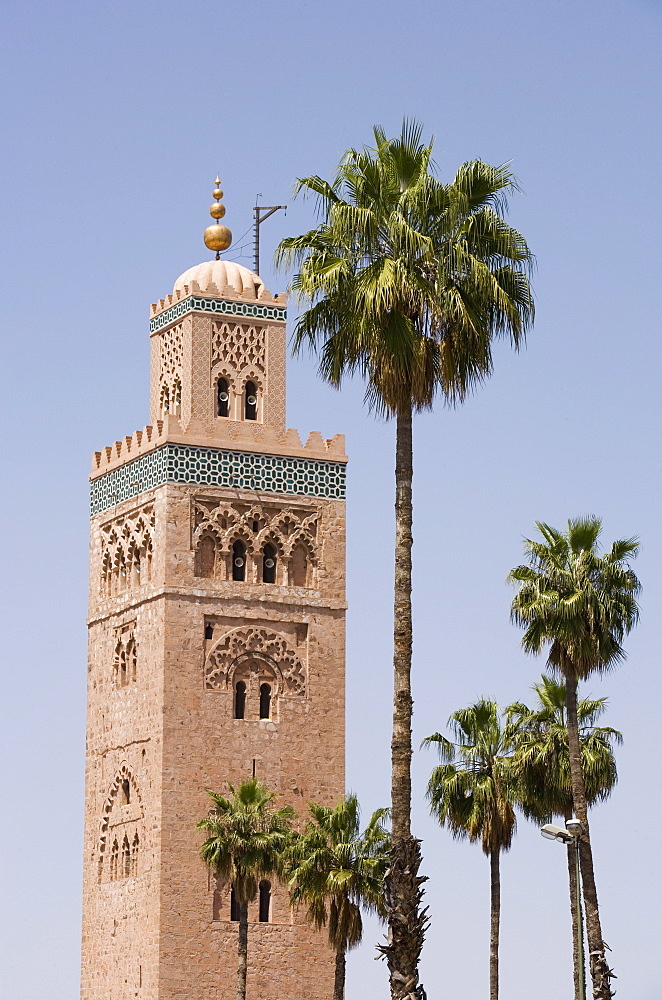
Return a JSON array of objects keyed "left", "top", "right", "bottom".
[{"left": 541, "top": 819, "right": 586, "bottom": 1000}]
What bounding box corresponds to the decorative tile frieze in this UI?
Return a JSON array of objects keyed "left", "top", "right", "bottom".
[
  {"left": 90, "top": 444, "right": 346, "bottom": 516},
  {"left": 149, "top": 295, "right": 286, "bottom": 333}
]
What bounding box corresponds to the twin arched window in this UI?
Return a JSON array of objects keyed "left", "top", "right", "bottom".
[
  {"left": 227, "top": 882, "right": 270, "bottom": 922},
  {"left": 233, "top": 679, "right": 272, "bottom": 720},
  {"left": 215, "top": 379, "right": 259, "bottom": 421},
  {"left": 108, "top": 832, "right": 139, "bottom": 881}
]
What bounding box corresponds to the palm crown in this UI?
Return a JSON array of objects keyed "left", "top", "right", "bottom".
[
  {"left": 424, "top": 699, "right": 518, "bottom": 855},
  {"left": 507, "top": 675, "right": 621, "bottom": 822},
  {"left": 509, "top": 517, "right": 640, "bottom": 679},
  {"left": 281, "top": 794, "right": 389, "bottom": 953},
  {"left": 276, "top": 120, "right": 534, "bottom": 415},
  {"left": 197, "top": 777, "right": 294, "bottom": 904}
]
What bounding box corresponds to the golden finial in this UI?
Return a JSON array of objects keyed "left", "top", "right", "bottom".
[{"left": 204, "top": 175, "right": 232, "bottom": 258}]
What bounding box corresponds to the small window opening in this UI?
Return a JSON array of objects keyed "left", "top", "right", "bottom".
[
  {"left": 127, "top": 640, "right": 137, "bottom": 683},
  {"left": 122, "top": 836, "right": 131, "bottom": 878},
  {"left": 232, "top": 541, "right": 246, "bottom": 582},
  {"left": 121, "top": 779, "right": 131, "bottom": 805},
  {"left": 259, "top": 880, "right": 271, "bottom": 923},
  {"left": 230, "top": 888, "right": 240, "bottom": 922},
  {"left": 204, "top": 624, "right": 214, "bottom": 640},
  {"left": 252, "top": 520, "right": 259, "bottom": 532},
  {"left": 217, "top": 378, "right": 230, "bottom": 418},
  {"left": 119, "top": 650, "right": 128, "bottom": 686},
  {"left": 259, "top": 683, "right": 271, "bottom": 720},
  {"left": 234, "top": 681, "right": 246, "bottom": 720},
  {"left": 110, "top": 839, "right": 119, "bottom": 881},
  {"left": 245, "top": 381, "right": 257, "bottom": 421},
  {"left": 262, "top": 544, "right": 277, "bottom": 584}
]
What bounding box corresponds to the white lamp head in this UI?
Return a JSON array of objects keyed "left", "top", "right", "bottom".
[
  {"left": 541, "top": 823, "right": 573, "bottom": 845},
  {"left": 565, "top": 817, "right": 585, "bottom": 837}
]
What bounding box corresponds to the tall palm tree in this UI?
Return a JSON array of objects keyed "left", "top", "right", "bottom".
[
  {"left": 509, "top": 517, "right": 640, "bottom": 1000},
  {"left": 281, "top": 794, "right": 390, "bottom": 1000},
  {"left": 423, "top": 699, "right": 519, "bottom": 1000},
  {"left": 197, "top": 778, "right": 294, "bottom": 1000},
  {"left": 276, "top": 121, "right": 534, "bottom": 1000},
  {"left": 508, "top": 675, "right": 622, "bottom": 1000}
]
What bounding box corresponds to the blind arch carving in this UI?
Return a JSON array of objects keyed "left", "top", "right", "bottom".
[{"left": 204, "top": 627, "right": 306, "bottom": 696}]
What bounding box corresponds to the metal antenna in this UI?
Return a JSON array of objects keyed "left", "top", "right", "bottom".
[{"left": 253, "top": 201, "right": 286, "bottom": 275}]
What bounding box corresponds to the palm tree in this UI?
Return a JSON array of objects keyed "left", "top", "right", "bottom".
[
  {"left": 197, "top": 778, "right": 294, "bottom": 1000},
  {"left": 508, "top": 675, "right": 622, "bottom": 1000},
  {"left": 276, "top": 120, "right": 534, "bottom": 999},
  {"left": 509, "top": 517, "right": 640, "bottom": 1000},
  {"left": 423, "top": 699, "right": 519, "bottom": 1000},
  {"left": 281, "top": 794, "right": 390, "bottom": 1000}
]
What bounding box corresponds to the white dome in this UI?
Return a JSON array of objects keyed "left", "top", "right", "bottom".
[{"left": 173, "top": 260, "right": 265, "bottom": 297}]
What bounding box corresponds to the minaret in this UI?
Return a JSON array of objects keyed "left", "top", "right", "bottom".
[{"left": 81, "top": 182, "right": 347, "bottom": 1000}]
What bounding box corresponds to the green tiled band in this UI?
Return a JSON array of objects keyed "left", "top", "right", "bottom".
[
  {"left": 149, "top": 295, "right": 287, "bottom": 333},
  {"left": 90, "top": 444, "right": 346, "bottom": 516}
]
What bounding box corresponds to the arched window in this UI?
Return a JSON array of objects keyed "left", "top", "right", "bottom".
[
  {"left": 122, "top": 836, "right": 131, "bottom": 878},
  {"left": 234, "top": 680, "right": 246, "bottom": 720},
  {"left": 259, "top": 683, "right": 271, "bottom": 720},
  {"left": 119, "top": 648, "right": 128, "bottom": 687},
  {"left": 289, "top": 545, "right": 308, "bottom": 588},
  {"left": 259, "top": 880, "right": 271, "bottom": 923},
  {"left": 110, "top": 839, "right": 119, "bottom": 881},
  {"left": 172, "top": 379, "right": 181, "bottom": 416},
  {"left": 196, "top": 535, "right": 216, "bottom": 578},
  {"left": 217, "top": 377, "right": 230, "bottom": 418},
  {"left": 131, "top": 833, "right": 139, "bottom": 876},
  {"left": 121, "top": 779, "right": 131, "bottom": 805},
  {"left": 245, "top": 381, "right": 257, "bottom": 421},
  {"left": 230, "top": 887, "right": 240, "bottom": 922},
  {"left": 232, "top": 540, "right": 246, "bottom": 582},
  {"left": 262, "top": 544, "right": 277, "bottom": 584}
]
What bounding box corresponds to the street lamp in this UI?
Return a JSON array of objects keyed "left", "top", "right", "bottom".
[{"left": 541, "top": 818, "right": 586, "bottom": 1000}]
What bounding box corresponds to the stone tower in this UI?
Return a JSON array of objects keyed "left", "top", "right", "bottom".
[{"left": 81, "top": 187, "right": 347, "bottom": 1000}]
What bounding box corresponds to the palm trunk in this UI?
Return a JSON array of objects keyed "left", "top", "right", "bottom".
[
  {"left": 333, "top": 949, "right": 346, "bottom": 1000},
  {"left": 237, "top": 902, "right": 249, "bottom": 1000},
  {"left": 565, "top": 674, "right": 614, "bottom": 1000},
  {"left": 490, "top": 848, "right": 500, "bottom": 1000},
  {"left": 565, "top": 810, "right": 585, "bottom": 1000},
  {"left": 382, "top": 405, "right": 428, "bottom": 1000}
]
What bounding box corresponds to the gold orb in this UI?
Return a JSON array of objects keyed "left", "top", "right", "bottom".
[
  {"left": 204, "top": 224, "right": 232, "bottom": 252},
  {"left": 213, "top": 187, "right": 223, "bottom": 199},
  {"left": 209, "top": 202, "right": 226, "bottom": 219}
]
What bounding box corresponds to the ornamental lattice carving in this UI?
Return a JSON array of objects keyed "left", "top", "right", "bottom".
[
  {"left": 100, "top": 505, "right": 154, "bottom": 596},
  {"left": 158, "top": 323, "right": 184, "bottom": 416},
  {"left": 205, "top": 627, "right": 306, "bottom": 695},
  {"left": 192, "top": 499, "right": 317, "bottom": 557},
  {"left": 211, "top": 321, "right": 265, "bottom": 375},
  {"left": 159, "top": 323, "right": 183, "bottom": 379},
  {"left": 98, "top": 764, "right": 143, "bottom": 882},
  {"left": 192, "top": 499, "right": 318, "bottom": 586}
]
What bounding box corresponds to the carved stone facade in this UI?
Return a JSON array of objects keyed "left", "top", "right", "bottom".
[{"left": 82, "top": 259, "right": 347, "bottom": 1000}]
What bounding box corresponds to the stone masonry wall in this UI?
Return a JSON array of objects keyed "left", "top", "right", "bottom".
[{"left": 83, "top": 478, "right": 346, "bottom": 1000}]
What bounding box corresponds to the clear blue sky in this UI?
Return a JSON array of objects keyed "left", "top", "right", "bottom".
[{"left": 1, "top": 1, "right": 660, "bottom": 997}]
